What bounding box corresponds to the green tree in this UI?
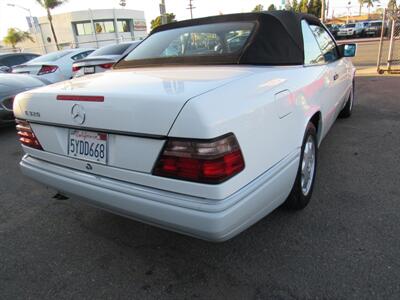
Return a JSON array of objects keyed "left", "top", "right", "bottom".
[
  {"left": 292, "top": 0, "right": 299, "bottom": 12},
  {"left": 267, "top": 4, "right": 277, "bottom": 11},
  {"left": 358, "top": 0, "right": 364, "bottom": 15},
  {"left": 299, "top": 0, "right": 309, "bottom": 13},
  {"left": 364, "top": 0, "right": 377, "bottom": 16},
  {"left": 3, "top": 28, "right": 34, "bottom": 49},
  {"left": 251, "top": 4, "right": 264, "bottom": 12},
  {"left": 36, "top": 0, "right": 68, "bottom": 50},
  {"left": 252, "top": 4, "right": 264, "bottom": 12},
  {"left": 150, "top": 13, "right": 176, "bottom": 30},
  {"left": 308, "top": 0, "right": 322, "bottom": 17}
]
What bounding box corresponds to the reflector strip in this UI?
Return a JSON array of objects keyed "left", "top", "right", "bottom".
[{"left": 57, "top": 95, "right": 104, "bottom": 102}]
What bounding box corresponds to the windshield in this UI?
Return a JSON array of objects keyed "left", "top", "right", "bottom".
[
  {"left": 29, "top": 50, "right": 73, "bottom": 63},
  {"left": 345, "top": 24, "right": 356, "bottom": 28},
  {"left": 116, "top": 22, "right": 255, "bottom": 68},
  {"left": 89, "top": 43, "right": 135, "bottom": 56},
  {"left": 369, "top": 22, "right": 382, "bottom": 27}
]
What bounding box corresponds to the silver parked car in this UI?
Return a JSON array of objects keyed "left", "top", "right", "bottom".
[
  {"left": 0, "top": 74, "right": 49, "bottom": 126},
  {"left": 72, "top": 41, "right": 141, "bottom": 77}
]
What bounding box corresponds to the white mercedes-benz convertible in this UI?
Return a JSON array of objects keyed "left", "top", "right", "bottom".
[{"left": 14, "top": 11, "right": 356, "bottom": 241}]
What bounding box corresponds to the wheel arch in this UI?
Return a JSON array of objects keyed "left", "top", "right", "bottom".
[{"left": 308, "top": 111, "right": 322, "bottom": 146}]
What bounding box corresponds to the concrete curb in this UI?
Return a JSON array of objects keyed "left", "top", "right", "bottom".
[{"left": 356, "top": 66, "right": 400, "bottom": 76}]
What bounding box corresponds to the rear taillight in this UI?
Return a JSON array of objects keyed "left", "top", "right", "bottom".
[
  {"left": 16, "top": 120, "right": 42, "bottom": 150},
  {"left": 38, "top": 65, "right": 58, "bottom": 75},
  {"left": 99, "top": 63, "right": 114, "bottom": 69},
  {"left": 72, "top": 65, "right": 81, "bottom": 72},
  {"left": 153, "top": 134, "right": 245, "bottom": 184}
]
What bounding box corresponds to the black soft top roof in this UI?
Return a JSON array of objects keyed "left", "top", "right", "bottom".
[{"left": 150, "top": 11, "right": 322, "bottom": 65}]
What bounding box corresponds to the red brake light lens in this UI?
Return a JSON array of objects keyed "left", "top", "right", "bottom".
[
  {"left": 72, "top": 65, "right": 81, "bottom": 72},
  {"left": 16, "top": 120, "right": 43, "bottom": 150},
  {"left": 38, "top": 65, "right": 58, "bottom": 75},
  {"left": 99, "top": 63, "right": 114, "bottom": 69},
  {"left": 153, "top": 134, "right": 245, "bottom": 184}
]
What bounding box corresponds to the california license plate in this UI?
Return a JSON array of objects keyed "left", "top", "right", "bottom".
[
  {"left": 84, "top": 66, "right": 95, "bottom": 74},
  {"left": 68, "top": 130, "right": 107, "bottom": 164}
]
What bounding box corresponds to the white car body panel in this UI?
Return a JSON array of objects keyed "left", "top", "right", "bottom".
[
  {"left": 12, "top": 49, "right": 94, "bottom": 83},
  {"left": 15, "top": 67, "right": 254, "bottom": 136},
  {"left": 13, "top": 22, "right": 356, "bottom": 241},
  {"left": 14, "top": 62, "right": 354, "bottom": 201}
]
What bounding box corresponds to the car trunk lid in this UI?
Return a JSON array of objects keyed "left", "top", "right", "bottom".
[
  {"left": 15, "top": 66, "right": 254, "bottom": 136},
  {"left": 14, "top": 66, "right": 254, "bottom": 175},
  {"left": 12, "top": 62, "right": 48, "bottom": 75}
]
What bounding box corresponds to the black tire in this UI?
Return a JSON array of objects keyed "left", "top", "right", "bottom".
[
  {"left": 284, "top": 122, "right": 318, "bottom": 210},
  {"left": 339, "top": 80, "right": 355, "bottom": 118}
]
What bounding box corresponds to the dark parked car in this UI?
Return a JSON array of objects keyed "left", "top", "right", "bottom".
[
  {"left": 326, "top": 24, "right": 340, "bottom": 38},
  {"left": 0, "top": 74, "right": 49, "bottom": 126},
  {"left": 0, "top": 52, "right": 40, "bottom": 73},
  {"left": 72, "top": 41, "right": 141, "bottom": 77},
  {"left": 364, "top": 21, "right": 386, "bottom": 37}
]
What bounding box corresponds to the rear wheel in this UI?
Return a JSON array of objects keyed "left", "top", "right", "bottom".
[
  {"left": 284, "top": 123, "right": 318, "bottom": 210},
  {"left": 339, "top": 81, "right": 354, "bottom": 118}
]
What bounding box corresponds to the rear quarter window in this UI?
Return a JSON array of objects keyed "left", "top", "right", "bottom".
[
  {"left": 71, "top": 50, "right": 94, "bottom": 61},
  {"left": 309, "top": 25, "right": 339, "bottom": 63},
  {"left": 301, "top": 21, "right": 324, "bottom": 65}
]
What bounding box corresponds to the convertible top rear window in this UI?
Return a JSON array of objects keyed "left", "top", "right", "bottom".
[
  {"left": 115, "top": 11, "right": 324, "bottom": 68},
  {"left": 117, "top": 22, "right": 255, "bottom": 67}
]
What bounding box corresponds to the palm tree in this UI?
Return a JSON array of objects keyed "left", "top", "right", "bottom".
[
  {"left": 3, "top": 28, "right": 34, "bottom": 50},
  {"left": 387, "top": 0, "right": 397, "bottom": 10},
  {"left": 299, "top": 0, "right": 309, "bottom": 13},
  {"left": 364, "top": 0, "right": 378, "bottom": 17},
  {"left": 35, "top": 0, "right": 67, "bottom": 50},
  {"left": 358, "top": 0, "right": 365, "bottom": 15}
]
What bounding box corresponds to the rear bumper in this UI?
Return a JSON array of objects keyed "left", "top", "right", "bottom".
[
  {"left": 20, "top": 151, "right": 299, "bottom": 241},
  {"left": 338, "top": 31, "right": 353, "bottom": 36}
]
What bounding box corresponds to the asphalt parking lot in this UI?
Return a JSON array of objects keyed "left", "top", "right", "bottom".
[{"left": 1, "top": 75, "right": 399, "bottom": 299}]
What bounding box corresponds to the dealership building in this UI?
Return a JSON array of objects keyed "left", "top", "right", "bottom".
[{"left": 20, "top": 9, "right": 147, "bottom": 54}]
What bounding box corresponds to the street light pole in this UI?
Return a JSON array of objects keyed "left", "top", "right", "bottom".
[
  {"left": 160, "top": 0, "right": 167, "bottom": 25},
  {"left": 187, "top": 0, "right": 195, "bottom": 19},
  {"left": 7, "top": 3, "right": 46, "bottom": 53},
  {"left": 346, "top": 1, "right": 352, "bottom": 24}
]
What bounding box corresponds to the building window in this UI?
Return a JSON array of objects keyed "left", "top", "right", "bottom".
[
  {"left": 75, "top": 22, "right": 94, "bottom": 35},
  {"left": 117, "top": 20, "right": 130, "bottom": 32},
  {"left": 94, "top": 20, "right": 115, "bottom": 34}
]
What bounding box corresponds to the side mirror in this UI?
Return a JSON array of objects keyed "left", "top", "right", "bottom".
[{"left": 338, "top": 44, "right": 357, "bottom": 57}]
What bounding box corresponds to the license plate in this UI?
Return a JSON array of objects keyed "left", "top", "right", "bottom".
[
  {"left": 84, "top": 66, "right": 95, "bottom": 74},
  {"left": 68, "top": 130, "right": 107, "bottom": 164}
]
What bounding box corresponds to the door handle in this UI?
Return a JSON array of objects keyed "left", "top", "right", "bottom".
[{"left": 333, "top": 74, "right": 339, "bottom": 81}]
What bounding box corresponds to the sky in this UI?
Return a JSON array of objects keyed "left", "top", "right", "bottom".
[{"left": 0, "top": 0, "right": 392, "bottom": 40}]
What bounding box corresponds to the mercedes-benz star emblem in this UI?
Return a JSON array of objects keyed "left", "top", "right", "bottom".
[{"left": 71, "top": 104, "right": 86, "bottom": 125}]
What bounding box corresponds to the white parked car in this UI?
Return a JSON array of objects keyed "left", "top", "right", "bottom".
[
  {"left": 72, "top": 41, "right": 141, "bottom": 78},
  {"left": 12, "top": 48, "right": 94, "bottom": 83},
  {"left": 337, "top": 22, "right": 366, "bottom": 38},
  {"left": 14, "top": 12, "right": 356, "bottom": 241}
]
